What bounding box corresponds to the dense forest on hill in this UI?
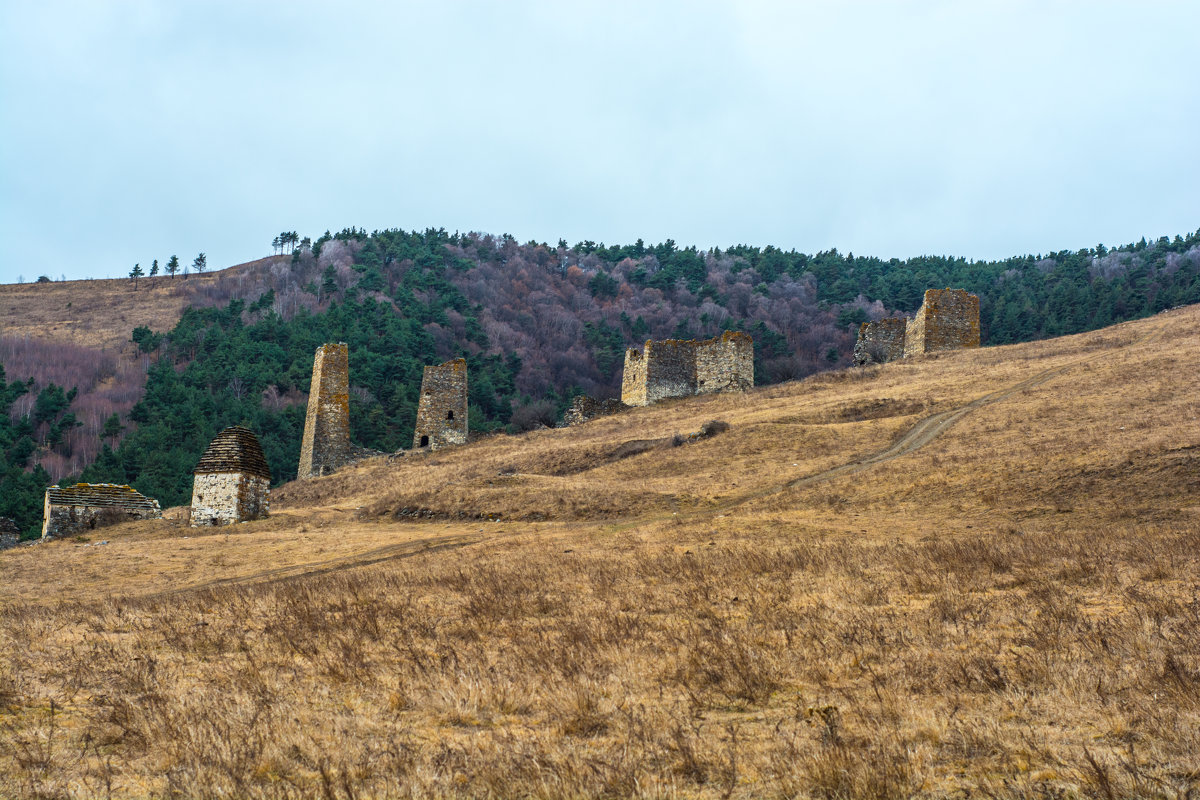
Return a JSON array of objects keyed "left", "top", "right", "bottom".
[{"left": 2, "top": 226, "right": 1198, "bottom": 537}]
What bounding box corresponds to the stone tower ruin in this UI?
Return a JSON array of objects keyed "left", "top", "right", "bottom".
[
  {"left": 190, "top": 426, "right": 272, "bottom": 526},
  {"left": 904, "top": 289, "right": 980, "bottom": 357},
  {"left": 853, "top": 318, "right": 908, "bottom": 366},
  {"left": 413, "top": 358, "right": 468, "bottom": 450},
  {"left": 298, "top": 343, "right": 350, "bottom": 479},
  {"left": 621, "top": 331, "right": 754, "bottom": 407}
]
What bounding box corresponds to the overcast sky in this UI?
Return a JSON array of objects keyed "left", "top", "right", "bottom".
[{"left": 1, "top": 1, "right": 1198, "bottom": 282}]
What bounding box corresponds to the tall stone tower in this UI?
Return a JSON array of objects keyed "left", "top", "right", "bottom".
[
  {"left": 904, "top": 289, "right": 980, "bottom": 357},
  {"left": 413, "top": 358, "right": 468, "bottom": 450},
  {"left": 298, "top": 343, "right": 350, "bottom": 479}
]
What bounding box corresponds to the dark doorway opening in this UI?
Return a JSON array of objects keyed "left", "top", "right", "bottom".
[
  {"left": 420, "top": 435, "right": 430, "bottom": 447},
  {"left": 446, "top": 410, "right": 454, "bottom": 420}
]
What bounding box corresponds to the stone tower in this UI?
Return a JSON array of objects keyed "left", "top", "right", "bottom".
[
  {"left": 190, "top": 426, "right": 272, "bottom": 526},
  {"left": 413, "top": 358, "right": 468, "bottom": 450},
  {"left": 298, "top": 343, "right": 350, "bottom": 479},
  {"left": 904, "top": 289, "right": 980, "bottom": 357}
]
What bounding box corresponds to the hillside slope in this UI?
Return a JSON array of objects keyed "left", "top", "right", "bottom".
[
  {"left": 0, "top": 257, "right": 280, "bottom": 351},
  {"left": 2, "top": 306, "right": 1197, "bottom": 798},
  {"left": 3, "top": 226, "right": 1197, "bottom": 524},
  {"left": 0, "top": 258, "right": 283, "bottom": 485}
]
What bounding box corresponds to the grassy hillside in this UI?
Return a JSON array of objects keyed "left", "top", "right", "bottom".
[
  {"left": 0, "top": 266, "right": 255, "bottom": 351},
  {"left": 0, "top": 259, "right": 283, "bottom": 488},
  {"left": 1, "top": 306, "right": 1197, "bottom": 798}
]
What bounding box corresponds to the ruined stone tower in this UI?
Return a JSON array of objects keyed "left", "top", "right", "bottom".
[
  {"left": 621, "top": 331, "right": 754, "bottom": 407},
  {"left": 298, "top": 343, "right": 350, "bottom": 479},
  {"left": 853, "top": 318, "right": 908, "bottom": 366},
  {"left": 904, "top": 289, "right": 980, "bottom": 357},
  {"left": 413, "top": 358, "right": 468, "bottom": 450},
  {"left": 190, "top": 426, "right": 271, "bottom": 526}
]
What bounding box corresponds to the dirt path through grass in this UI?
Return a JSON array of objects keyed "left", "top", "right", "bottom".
[{"left": 682, "top": 322, "right": 1164, "bottom": 517}]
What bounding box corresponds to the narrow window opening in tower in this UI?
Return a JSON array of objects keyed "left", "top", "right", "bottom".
[{"left": 446, "top": 410, "right": 454, "bottom": 420}]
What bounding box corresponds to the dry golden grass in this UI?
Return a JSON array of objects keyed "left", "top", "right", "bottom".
[
  {"left": 0, "top": 258, "right": 276, "bottom": 352},
  {"left": 1, "top": 307, "right": 1198, "bottom": 799}
]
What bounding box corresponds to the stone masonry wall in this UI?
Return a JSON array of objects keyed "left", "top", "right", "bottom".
[
  {"left": 413, "top": 358, "right": 468, "bottom": 450},
  {"left": 904, "top": 289, "right": 980, "bottom": 357},
  {"left": 190, "top": 472, "right": 270, "bottom": 526},
  {"left": 643, "top": 339, "right": 698, "bottom": 404},
  {"left": 694, "top": 331, "right": 754, "bottom": 394},
  {"left": 561, "top": 396, "right": 628, "bottom": 427},
  {"left": 622, "top": 332, "right": 754, "bottom": 406},
  {"left": 853, "top": 318, "right": 908, "bottom": 366},
  {"left": 621, "top": 349, "right": 649, "bottom": 406},
  {"left": 298, "top": 343, "right": 350, "bottom": 479}
]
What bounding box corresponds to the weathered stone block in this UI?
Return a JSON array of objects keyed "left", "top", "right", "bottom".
[
  {"left": 904, "top": 289, "right": 980, "bottom": 357},
  {"left": 190, "top": 425, "right": 271, "bottom": 526},
  {"left": 298, "top": 343, "right": 350, "bottom": 479},
  {"left": 413, "top": 358, "right": 468, "bottom": 450},
  {"left": 853, "top": 318, "right": 908, "bottom": 366},
  {"left": 561, "top": 395, "right": 628, "bottom": 427},
  {"left": 42, "top": 484, "right": 161, "bottom": 539},
  {"left": 621, "top": 331, "right": 754, "bottom": 406}
]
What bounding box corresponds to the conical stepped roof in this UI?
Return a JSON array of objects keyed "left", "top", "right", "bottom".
[{"left": 193, "top": 426, "right": 271, "bottom": 480}]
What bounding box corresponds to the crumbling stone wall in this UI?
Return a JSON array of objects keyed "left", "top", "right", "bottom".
[
  {"left": 904, "top": 289, "right": 980, "bottom": 357},
  {"left": 561, "top": 396, "right": 628, "bottom": 427},
  {"left": 0, "top": 517, "right": 19, "bottom": 550},
  {"left": 695, "top": 331, "right": 754, "bottom": 394},
  {"left": 621, "top": 331, "right": 754, "bottom": 406},
  {"left": 42, "top": 484, "right": 161, "bottom": 539},
  {"left": 853, "top": 318, "right": 908, "bottom": 366},
  {"left": 413, "top": 358, "right": 468, "bottom": 450},
  {"left": 298, "top": 343, "right": 350, "bottom": 479},
  {"left": 190, "top": 425, "right": 272, "bottom": 526}
]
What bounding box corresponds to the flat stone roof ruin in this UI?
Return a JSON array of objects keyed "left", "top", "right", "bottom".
[{"left": 42, "top": 483, "right": 162, "bottom": 539}]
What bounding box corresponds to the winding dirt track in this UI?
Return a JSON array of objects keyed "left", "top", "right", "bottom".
[
  {"left": 164, "top": 327, "right": 1157, "bottom": 595},
  {"left": 786, "top": 361, "right": 1074, "bottom": 489}
]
